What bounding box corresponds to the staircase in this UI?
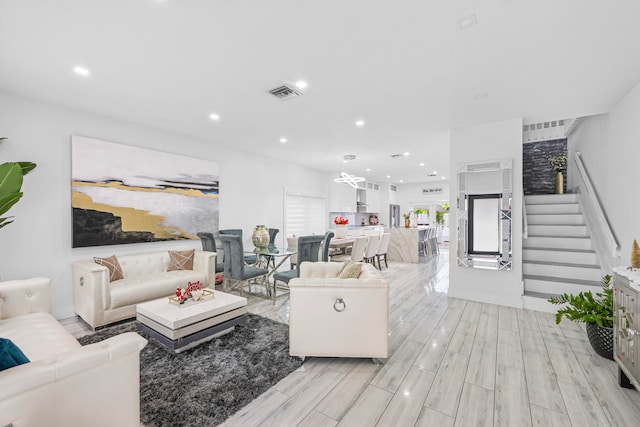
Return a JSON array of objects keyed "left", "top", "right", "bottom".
[{"left": 523, "top": 194, "right": 604, "bottom": 312}]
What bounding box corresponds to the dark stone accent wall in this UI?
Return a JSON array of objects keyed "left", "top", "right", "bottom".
[{"left": 523, "top": 139, "right": 567, "bottom": 195}]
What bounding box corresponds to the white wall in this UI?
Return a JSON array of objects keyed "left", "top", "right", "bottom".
[
  {"left": 450, "top": 117, "right": 523, "bottom": 308},
  {"left": 0, "top": 92, "right": 329, "bottom": 318},
  {"left": 570, "top": 80, "right": 640, "bottom": 268}
]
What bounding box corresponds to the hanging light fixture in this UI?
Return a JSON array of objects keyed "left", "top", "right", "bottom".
[{"left": 334, "top": 171, "right": 365, "bottom": 188}]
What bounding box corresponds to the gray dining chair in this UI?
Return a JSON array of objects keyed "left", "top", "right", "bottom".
[
  {"left": 321, "top": 231, "right": 335, "bottom": 262},
  {"left": 272, "top": 234, "right": 324, "bottom": 300},
  {"left": 196, "top": 232, "right": 225, "bottom": 273},
  {"left": 219, "top": 228, "right": 258, "bottom": 265},
  {"left": 219, "top": 234, "right": 269, "bottom": 296},
  {"left": 264, "top": 228, "right": 280, "bottom": 268}
]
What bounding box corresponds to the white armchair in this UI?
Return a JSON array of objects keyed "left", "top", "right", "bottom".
[{"left": 288, "top": 262, "right": 389, "bottom": 359}]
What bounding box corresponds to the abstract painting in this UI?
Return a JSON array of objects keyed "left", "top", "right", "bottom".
[{"left": 71, "top": 135, "right": 219, "bottom": 248}]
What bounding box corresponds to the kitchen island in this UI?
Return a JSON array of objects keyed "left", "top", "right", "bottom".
[{"left": 385, "top": 227, "right": 427, "bottom": 263}]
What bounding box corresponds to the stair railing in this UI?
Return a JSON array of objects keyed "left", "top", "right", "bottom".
[
  {"left": 573, "top": 152, "right": 620, "bottom": 271},
  {"left": 522, "top": 187, "right": 528, "bottom": 239}
]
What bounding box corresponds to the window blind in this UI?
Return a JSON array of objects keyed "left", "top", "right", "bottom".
[{"left": 285, "top": 193, "right": 326, "bottom": 237}]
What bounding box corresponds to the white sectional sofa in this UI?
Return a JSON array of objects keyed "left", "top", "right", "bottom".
[
  {"left": 289, "top": 261, "right": 389, "bottom": 359},
  {"left": 0, "top": 277, "right": 147, "bottom": 427},
  {"left": 73, "top": 250, "right": 216, "bottom": 329}
]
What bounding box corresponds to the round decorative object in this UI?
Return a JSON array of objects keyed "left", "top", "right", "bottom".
[
  {"left": 555, "top": 171, "right": 564, "bottom": 194},
  {"left": 252, "top": 225, "right": 270, "bottom": 249},
  {"left": 586, "top": 322, "right": 614, "bottom": 360},
  {"left": 333, "top": 298, "right": 346, "bottom": 312},
  {"left": 334, "top": 224, "right": 348, "bottom": 239}
]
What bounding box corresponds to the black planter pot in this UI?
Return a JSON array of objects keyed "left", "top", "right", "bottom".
[{"left": 586, "top": 322, "right": 614, "bottom": 360}]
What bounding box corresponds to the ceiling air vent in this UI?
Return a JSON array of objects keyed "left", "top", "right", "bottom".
[
  {"left": 268, "top": 84, "right": 302, "bottom": 100},
  {"left": 390, "top": 154, "right": 404, "bottom": 158}
]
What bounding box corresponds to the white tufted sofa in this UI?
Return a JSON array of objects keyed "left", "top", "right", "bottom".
[
  {"left": 0, "top": 277, "right": 147, "bottom": 427},
  {"left": 72, "top": 250, "right": 216, "bottom": 329},
  {"left": 289, "top": 261, "right": 389, "bottom": 359}
]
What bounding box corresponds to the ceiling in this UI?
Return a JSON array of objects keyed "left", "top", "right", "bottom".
[{"left": 1, "top": 0, "right": 639, "bottom": 184}]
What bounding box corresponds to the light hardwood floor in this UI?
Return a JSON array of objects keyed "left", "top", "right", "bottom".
[{"left": 62, "top": 250, "right": 640, "bottom": 426}]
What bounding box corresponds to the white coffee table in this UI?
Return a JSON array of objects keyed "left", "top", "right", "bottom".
[{"left": 136, "top": 290, "right": 247, "bottom": 353}]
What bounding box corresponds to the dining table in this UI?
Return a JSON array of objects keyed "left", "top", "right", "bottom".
[
  {"left": 328, "top": 237, "right": 355, "bottom": 256},
  {"left": 244, "top": 246, "right": 296, "bottom": 297}
]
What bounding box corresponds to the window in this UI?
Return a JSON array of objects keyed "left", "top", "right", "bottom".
[{"left": 285, "top": 192, "right": 326, "bottom": 237}]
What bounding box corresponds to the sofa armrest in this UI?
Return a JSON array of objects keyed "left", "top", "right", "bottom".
[
  {"left": 0, "top": 277, "right": 51, "bottom": 320},
  {"left": 72, "top": 260, "right": 111, "bottom": 329},
  {"left": 0, "top": 332, "right": 148, "bottom": 427},
  {"left": 193, "top": 250, "right": 216, "bottom": 286}
]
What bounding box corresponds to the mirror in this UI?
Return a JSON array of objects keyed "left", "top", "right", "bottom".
[{"left": 457, "top": 159, "right": 512, "bottom": 270}]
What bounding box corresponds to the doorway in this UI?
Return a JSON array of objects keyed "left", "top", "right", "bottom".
[{"left": 390, "top": 204, "right": 400, "bottom": 228}]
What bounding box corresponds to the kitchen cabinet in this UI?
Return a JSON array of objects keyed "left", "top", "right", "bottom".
[{"left": 329, "top": 180, "right": 356, "bottom": 212}]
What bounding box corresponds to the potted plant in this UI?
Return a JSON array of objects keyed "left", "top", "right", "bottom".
[
  {"left": 333, "top": 216, "right": 349, "bottom": 238},
  {"left": 547, "top": 153, "right": 567, "bottom": 194},
  {"left": 402, "top": 212, "right": 411, "bottom": 228},
  {"left": 548, "top": 275, "right": 613, "bottom": 359},
  {"left": 0, "top": 154, "right": 37, "bottom": 229}
]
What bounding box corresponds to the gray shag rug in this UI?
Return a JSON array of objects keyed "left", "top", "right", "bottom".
[{"left": 78, "top": 314, "right": 302, "bottom": 426}]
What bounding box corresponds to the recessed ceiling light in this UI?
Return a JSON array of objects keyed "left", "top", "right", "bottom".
[
  {"left": 458, "top": 13, "right": 478, "bottom": 30},
  {"left": 355, "top": 120, "right": 365, "bottom": 127},
  {"left": 419, "top": 163, "right": 425, "bottom": 166},
  {"left": 386, "top": 175, "right": 391, "bottom": 178},
  {"left": 73, "top": 66, "right": 90, "bottom": 76},
  {"left": 399, "top": 179, "right": 404, "bottom": 183},
  {"left": 432, "top": 170, "right": 438, "bottom": 175},
  {"left": 294, "top": 80, "right": 308, "bottom": 90},
  {"left": 403, "top": 152, "right": 410, "bottom": 156},
  {"left": 209, "top": 113, "right": 220, "bottom": 121},
  {"left": 442, "top": 176, "right": 446, "bottom": 180},
  {"left": 279, "top": 137, "right": 287, "bottom": 143},
  {"left": 366, "top": 168, "right": 371, "bottom": 171}
]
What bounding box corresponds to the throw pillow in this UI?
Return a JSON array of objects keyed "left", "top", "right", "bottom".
[
  {"left": 338, "top": 259, "right": 353, "bottom": 276},
  {"left": 338, "top": 262, "right": 362, "bottom": 279},
  {"left": 93, "top": 255, "right": 124, "bottom": 282},
  {"left": 0, "top": 338, "right": 30, "bottom": 372},
  {"left": 168, "top": 249, "right": 195, "bottom": 271}
]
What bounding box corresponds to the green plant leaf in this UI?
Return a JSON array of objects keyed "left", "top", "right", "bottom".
[
  {"left": 17, "top": 162, "right": 36, "bottom": 175},
  {"left": 0, "top": 217, "right": 14, "bottom": 229},
  {"left": 0, "top": 163, "right": 24, "bottom": 197},
  {"left": 0, "top": 192, "right": 23, "bottom": 217}
]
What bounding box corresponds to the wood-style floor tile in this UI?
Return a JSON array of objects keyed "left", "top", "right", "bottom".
[
  {"left": 375, "top": 366, "right": 436, "bottom": 426},
  {"left": 522, "top": 350, "right": 567, "bottom": 415},
  {"left": 494, "top": 364, "right": 531, "bottom": 427},
  {"left": 260, "top": 369, "right": 344, "bottom": 427},
  {"left": 424, "top": 350, "right": 470, "bottom": 417},
  {"left": 453, "top": 382, "right": 494, "bottom": 427},
  {"left": 465, "top": 344, "right": 497, "bottom": 391},
  {"left": 371, "top": 339, "right": 423, "bottom": 393},
  {"left": 315, "top": 360, "right": 380, "bottom": 421},
  {"left": 336, "top": 385, "right": 392, "bottom": 427}
]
